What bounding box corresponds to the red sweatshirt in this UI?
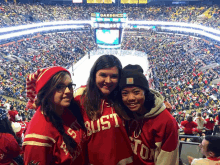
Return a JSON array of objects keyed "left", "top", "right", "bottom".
[
  {"left": 23, "top": 107, "right": 87, "bottom": 165},
  {"left": 0, "top": 133, "right": 21, "bottom": 165},
  {"left": 204, "top": 118, "right": 216, "bottom": 130},
  {"left": 128, "top": 90, "right": 179, "bottom": 165},
  {"left": 181, "top": 121, "right": 198, "bottom": 134},
  {"left": 75, "top": 94, "right": 133, "bottom": 165}
]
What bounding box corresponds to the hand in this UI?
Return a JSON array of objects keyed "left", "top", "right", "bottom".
[{"left": 187, "top": 156, "right": 194, "bottom": 164}]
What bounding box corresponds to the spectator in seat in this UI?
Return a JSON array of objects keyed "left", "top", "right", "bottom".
[
  {"left": 0, "top": 106, "right": 21, "bottom": 165},
  {"left": 194, "top": 113, "right": 207, "bottom": 136},
  {"left": 204, "top": 114, "right": 216, "bottom": 135},
  {"left": 181, "top": 116, "right": 198, "bottom": 135},
  {"left": 188, "top": 135, "right": 220, "bottom": 165},
  {"left": 8, "top": 106, "right": 20, "bottom": 122}
]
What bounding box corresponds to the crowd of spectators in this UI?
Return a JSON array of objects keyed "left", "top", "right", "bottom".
[
  {"left": 0, "top": 2, "right": 220, "bottom": 164},
  {"left": 0, "top": 0, "right": 220, "bottom": 134},
  {"left": 119, "top": 31, "right": 220, "bottom": 137},
  {"left": 0, "top": 30, "right": 96, "bottom": 105},
  {"left": 0, "top": 3, "right": 220, "bottom": 29}
]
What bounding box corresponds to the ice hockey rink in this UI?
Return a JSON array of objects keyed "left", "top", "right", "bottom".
[{"left": 68, "top": 49, "right": 149, "bottom": 89}]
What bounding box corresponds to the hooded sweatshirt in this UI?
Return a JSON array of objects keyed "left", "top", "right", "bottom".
[{"left": 128, "top": 89, "right": 179, "bottom": 165}]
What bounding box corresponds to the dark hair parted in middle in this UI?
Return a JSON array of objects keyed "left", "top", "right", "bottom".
[
  {"left": 35, "top": 71, "right": 85, "bottom": 154},
  {"left": 81, "top": 55, "right": 123, "bottom": 120}
]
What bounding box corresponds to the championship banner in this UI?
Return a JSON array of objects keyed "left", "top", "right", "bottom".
[
  {"left": 129, "top": 0, "right": 138, "bottom": 4},
  {"left": 95, "top": 0, "right": 103, "bottom": 3},
  {"left": 121, "top": 0, "right": 129, "bottom": 4},
  {"left": 139, "top": 0, "right": 147, "bottom": 3},
  {"left": 104, "top": 0, "right": 112, "bottom": 3},
  {"left": 87, "top": 0, "right": 95, "bottom": 3}
]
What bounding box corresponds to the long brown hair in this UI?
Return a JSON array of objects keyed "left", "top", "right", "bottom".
[
  {"left": 81, "top": 55, "right": 123, "bottom": 120},
  {"left": 35, "top": 71, "right": 85, "bottom": 153}
]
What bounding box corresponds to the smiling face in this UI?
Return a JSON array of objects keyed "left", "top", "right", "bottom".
[
  {"left": 52, "top": 74, "right": 73, "bottom": 114},
  {"left": 95, "top": 66, "right": 119, "bottom": 96},
  {"left": 121, "top": 86, "right": 146, "bottom": 115}
]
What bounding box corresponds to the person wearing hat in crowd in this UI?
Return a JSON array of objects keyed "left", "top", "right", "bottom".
[
  {"left": 117, "top": 64, "right": 179, "bottom": 165},
  {"left": 75, "top": 55, "right": 133, "bottom": 165},
  {"left": 23, "top": 66, "right": 88, "bottom": 165},
  {"left": 0, "top": 106, "right": 22, "bottom": 165}
]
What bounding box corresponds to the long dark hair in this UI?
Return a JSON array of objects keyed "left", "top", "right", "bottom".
[
  {"left": 208, "top": 114, "right": 215, "bottom": 123},
  {"left": 0, "top": 116, "right": 21, "bottom": 144},
  {"left": 81, "top": 55, "right": 122, "bottom": 120},
  {"left": 35, "top": 71, "right": 85, "bottom": 153}
]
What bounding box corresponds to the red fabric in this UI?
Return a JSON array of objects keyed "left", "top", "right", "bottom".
[
  {"left": 0, "top": 133, "right": 21, "bottom": 164},
  {"left": 216, "top": 116, "right": 219, "bottom": 123},
  {"left": 75, "top": 95, "right": 133, "bottom": 165},
  {"left": 204, "top": 118, "right": 216, "bottom": 130},
  {"left": 181, "top": 120, "right": 198, "bottom": 134},
  {"left": 8, "top": 110, "right": 18, "bottom": 122},
  {"left": 23, "top": 107, "right": 87, "bottom": 165},
  {"left": 128, "top": 109, "right": 179, "bottom": 164}
]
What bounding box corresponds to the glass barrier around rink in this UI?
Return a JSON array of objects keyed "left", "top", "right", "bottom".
[{"left": 90, "top": 49, "right": 147, "bottom": 57}]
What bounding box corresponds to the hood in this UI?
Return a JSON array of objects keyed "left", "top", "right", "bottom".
[{"left": 133, "top": 89, "right": 166, "bottom": 119}]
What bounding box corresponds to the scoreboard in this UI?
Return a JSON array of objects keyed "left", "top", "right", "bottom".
[
  {"left": 91, "top": 13, "right": 127, "bottom": 48},
  {"left": 91, "top": 13, "right": 127, "bottom": 23}
]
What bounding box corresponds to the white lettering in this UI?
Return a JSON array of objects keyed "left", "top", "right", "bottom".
[
  {"left": 129, "top": 137, "right": 156, "bottom": 161},
  {"left": 84, "top": 113, "right": 122, "bottom": 136},
  {"left": 85, "top": 121, "right": 92, "bottom": 136},
  {"left": 133, "top": 139, "right": 141, "bottom": 155},
  {"left": 67, "top": 128, "right": 76, "bottom": 139},
  {"left": 149, "top": 148, "right": 155, "bottom": 160},
  {"left": 91, "top": 119, "right": 101, "bottom": 133},
  {"left": 60, "top": 141, "right": 68, "bottom": 155},
  {"left": 100, "top": 115, "right": 111, "bottom": 130},
  {"left": 110, "top": 113, "right": 120, "bottom": 127},
  {"left": 140, "top": 143, "right": 149, "bottom": 160}
]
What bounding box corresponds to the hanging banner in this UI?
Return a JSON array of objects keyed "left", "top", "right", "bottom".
[
  {"left": 104, "top": 0, "right": 112, "bottom": 3},
  {"left": 139, "top": 0, "right": 147, "bottom": 3}
]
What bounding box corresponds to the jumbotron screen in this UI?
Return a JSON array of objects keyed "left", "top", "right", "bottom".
[{"left": 95, "top": 29, "right": 120, "bottom": 45}]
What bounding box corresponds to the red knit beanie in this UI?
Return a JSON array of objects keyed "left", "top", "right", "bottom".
[{"left": 26, "top": 66, "right": 69, "bottom": 109}]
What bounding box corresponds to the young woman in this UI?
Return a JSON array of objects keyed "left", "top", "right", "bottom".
[
  {"left": 118, "top": 64, "right": 179, "bottom": 165},
  {"left": 0, "top": 106, "right": 22, "bottom": 165},
  {"left": 23, "top": 66, "right": 87, "bottom": 165},
  {"left": 181, "top": 116, "right": 198, "bottom": 135},
  {"left": 75, "top": 55, "right": 133, "bottom": 165},
  {"left": 204, "top": 114, "right": 216, "bottom": 135}
]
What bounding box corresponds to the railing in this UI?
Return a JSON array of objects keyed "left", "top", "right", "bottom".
[
  {"left": 179, "top": 135, "right": 204, "bottom": 165},
  {"left": 213, "top": 125, "right": 220, "bottom": 136}
]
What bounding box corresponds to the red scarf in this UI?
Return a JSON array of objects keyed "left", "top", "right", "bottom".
[{"left": 207, "top": 157, "right": 220, "bottom": 161}]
